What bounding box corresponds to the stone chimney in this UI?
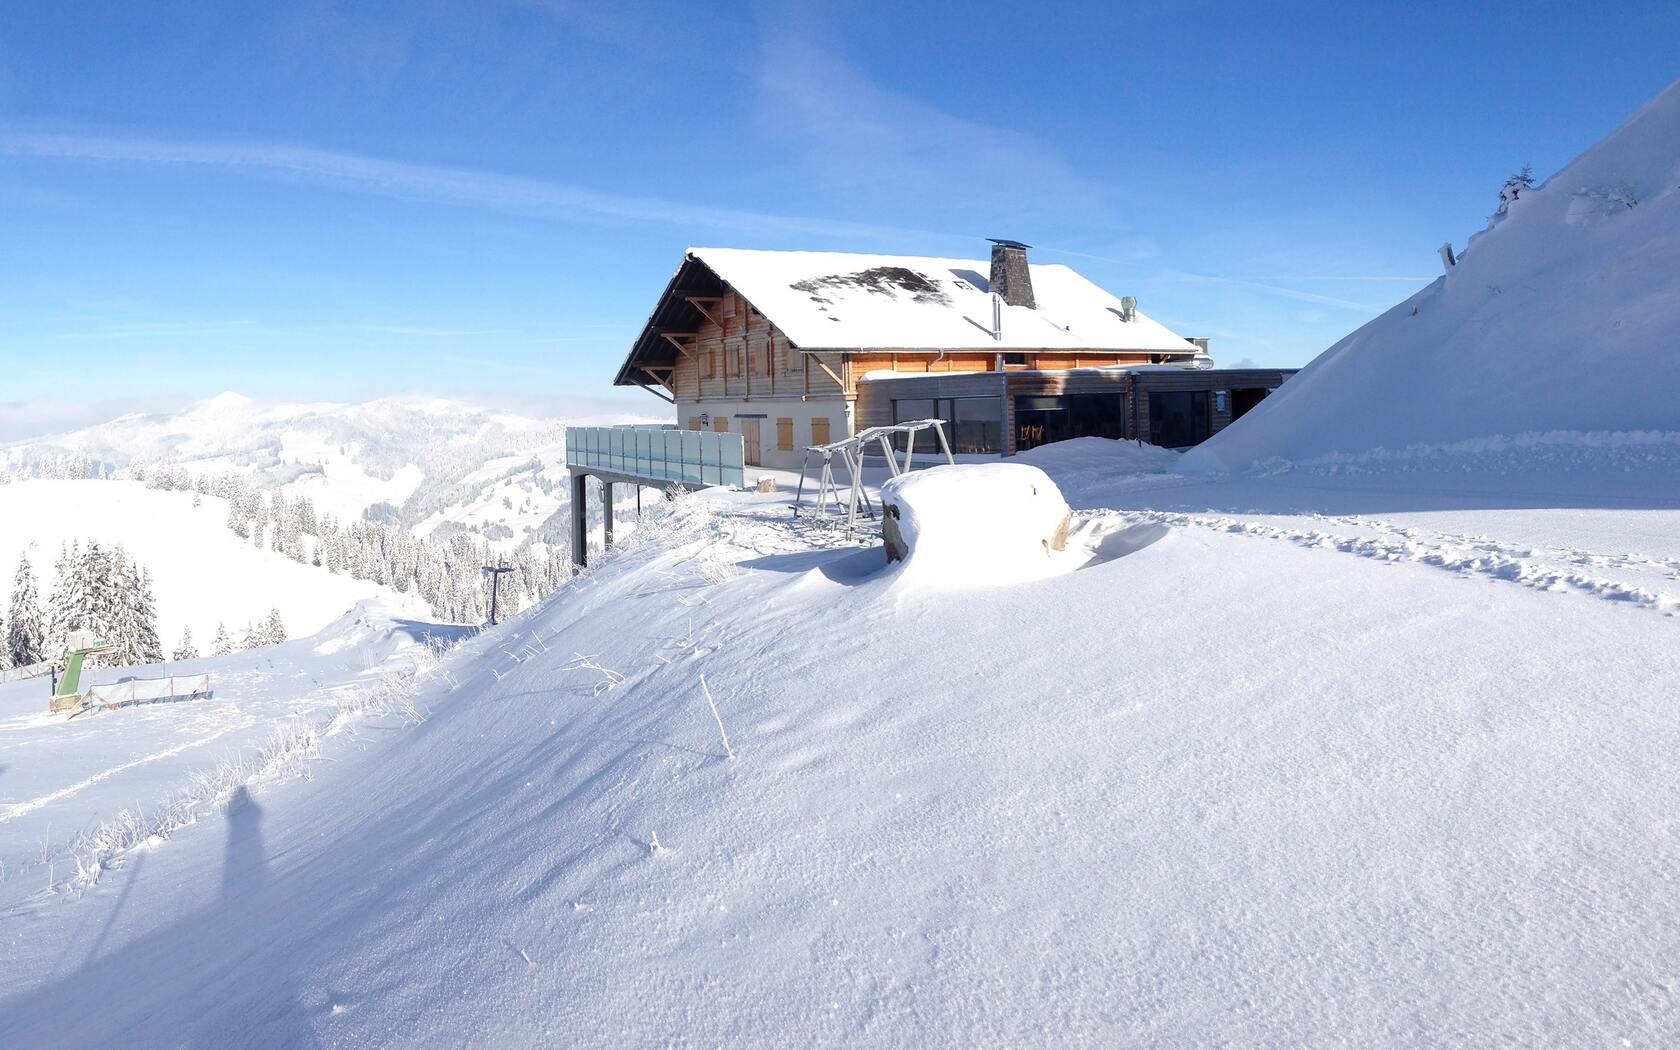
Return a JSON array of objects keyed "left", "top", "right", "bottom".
[{"left": 988, "top": 239, "right": 1035, "bottom": 309}]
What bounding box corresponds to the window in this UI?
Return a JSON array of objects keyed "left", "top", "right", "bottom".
[
  {"left": 1003, "top": 352, "right": 1029, "bottom": 367},
  {"left": 687, "top": 416, "right": 701, "bottom": 431},
  {"left": 949, "top": 396, "right": 1003, "bottom": 454},
  {"left": 893, "top": 397, "right": 1002, "bottom": 454},
  {"left": 811, "top": 417, "right": 831, "bottom": 446},
  {"left": 1147, "top": 390, "right": 1210, "bottom": 448},
  {"left": 709, "top": 345, "right": 723, "bottom": 379},
  {"left": 776, "top": 417, "right": 794, "bottom": 451}
]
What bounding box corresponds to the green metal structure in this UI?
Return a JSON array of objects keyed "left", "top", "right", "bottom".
[{"left": 50, "top": 631, "right": 110, "bottom": 714}]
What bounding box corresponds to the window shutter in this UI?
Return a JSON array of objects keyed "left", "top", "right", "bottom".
[{"left": 776, "top": 417, "right": 793, "bottom": 451}]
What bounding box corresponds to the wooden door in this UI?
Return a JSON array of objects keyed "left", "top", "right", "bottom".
[{"left": 741, "top": 418, "right": 762, "bottom": 466}]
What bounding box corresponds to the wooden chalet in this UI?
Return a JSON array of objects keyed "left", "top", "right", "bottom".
[{"left": 615, "top": 241, "right": 1292, "bottom": 468}]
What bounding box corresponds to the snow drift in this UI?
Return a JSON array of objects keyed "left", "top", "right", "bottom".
[
  {"left": 1185, "top": 78, "right": 1680, "bottom": 473},
  {"left": 880, "top": 463, "right": 1073, "bottom": 585}
]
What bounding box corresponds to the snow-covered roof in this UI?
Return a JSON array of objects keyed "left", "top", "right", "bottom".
[{"left": 688, "top": 247, "right": 1198, "bottom": 353}]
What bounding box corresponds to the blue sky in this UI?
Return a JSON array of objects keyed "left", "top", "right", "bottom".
[{"left": 2, "top": 0, "right": 1676, "bottom": 436}]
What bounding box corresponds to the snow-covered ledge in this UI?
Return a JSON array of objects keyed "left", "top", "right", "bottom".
[{"left": 880, "top": 463, "right": 1073, "bottom": 586}]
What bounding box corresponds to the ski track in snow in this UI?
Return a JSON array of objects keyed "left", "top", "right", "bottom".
[
  {"left": 1122, "top": 508, "right": 1680, "bottom": 614},
  {"left": 0, "top": 729, "right": 238, "bottom": 824}
]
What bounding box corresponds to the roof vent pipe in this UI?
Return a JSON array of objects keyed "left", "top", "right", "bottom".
[
  {"left": 991, "top": 293, "right": 1002, "bottom": 340},
  {"left": 1119, "top": 296, "right": 1137, "bottom": 322},
  {"left": 988, "top": 239, "right": 1036, "bottom": 309}
]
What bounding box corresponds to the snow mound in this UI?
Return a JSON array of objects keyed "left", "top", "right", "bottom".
[
  {"left": 881, "top": 463, "right": 1074, "bottom": 586},
  {"left": 1014, "top": 435, "right": 1183, "bottom": 475},
  {"left": 1186, "top": 79, "right": 1680, "bottom": 474}
]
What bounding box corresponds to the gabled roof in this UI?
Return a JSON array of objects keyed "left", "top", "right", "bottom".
[
  {"left": 690, "top": 247, "right": 1197, "bottom": 353},
  {"left": 614, "top": 247, "right": 1198, "bottom": 389}
]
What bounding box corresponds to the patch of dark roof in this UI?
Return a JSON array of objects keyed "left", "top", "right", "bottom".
[{"left": 790, "top": 266, "right": 953, "bottom": 307}]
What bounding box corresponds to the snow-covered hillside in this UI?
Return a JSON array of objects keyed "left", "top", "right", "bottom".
[
  {"left": 3, "top": 438, "right": 1678, "bottom": 1045},
  {"left": 5, "top": 81, "right": 1680, "bottom": 1050},
  {"left": 1, "top": 393, "right": 650, "bottom": 551},
  {"left": 0, "top": 479, "right": 427, "bottom": 650},
  {"left": 1187, "top": 78, "right": 1680, "bottom": 473}
]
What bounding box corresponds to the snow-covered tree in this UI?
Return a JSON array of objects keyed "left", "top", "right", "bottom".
[
  {"left": 227, "top": 497, "right": 249, "bottom": 539},
  {"left": 262, "top": 608, "right": 287, "bottom": 646},
  {"left": 211, "top": 621, "right": 233, "bottom": 656},
  {"left": 241, "top": 621, "right": 261, "bottom": 651},
  {"left": 8, "top": 554, "right": 44, "bottom": 666},
  {"left": 45, "top": 541, "right": 83, "bottom": 661},
  {"left": 1498, "top": 164, "right": 1535, "bottom": 213},
  {"left": 130, "top": 567, "right": 164, "bottom": 665},
  {"left": 173, "top": 626, "right": 198, "bottom": 662}
]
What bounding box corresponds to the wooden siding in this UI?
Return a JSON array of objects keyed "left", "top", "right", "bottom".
[{"left": 668, "top": 288, "right": 844, "bottom": 402}]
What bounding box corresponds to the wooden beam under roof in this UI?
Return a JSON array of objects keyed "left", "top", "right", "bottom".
[
  {"left": 684, "top": 296, "right": 726, "bottom": 331},
  {"left": 635, "top": 370, "right": 676, "bottom": 403},
  {"left": 660, "top": 332, "right": 699, "bottom": 355}
]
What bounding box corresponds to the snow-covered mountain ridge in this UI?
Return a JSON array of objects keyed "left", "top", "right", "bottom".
[
  {"left": 1, "top": 393, "right": 648, "bottom": 552},
  {"left": 1187, "top": 77, "right": 1680, "bottom": 473}
]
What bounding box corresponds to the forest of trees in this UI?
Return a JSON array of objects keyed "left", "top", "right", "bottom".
[
  {"left": 0, "top": 544, "right": 165, "bottom": 669},
  {"left": 136, "top": 464, "right": 571, "bottom": 624},
  {"left": 2, "top": 456, "right": 575, "bottom": 665}
]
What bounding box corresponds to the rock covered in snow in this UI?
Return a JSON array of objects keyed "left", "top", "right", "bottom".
[{"left": 880, "top": 463, "right": 1072, "bottom": 586}]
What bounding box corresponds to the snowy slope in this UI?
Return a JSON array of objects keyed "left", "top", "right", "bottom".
[
  {"left": 0, "top": 479, "right": 428, "bottom": 648},
  {"left": 1186, "top": 78, "right": 1680, "bottom": 473},
  {"left": 0, "top": 599, "right": 464, "bottom": 916},
  {"left": 3, "top": 462, "right": 1677, "bottom": 1046}
]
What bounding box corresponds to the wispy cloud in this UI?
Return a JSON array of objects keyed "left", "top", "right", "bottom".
[
  {"left": 54, "top": 319, "right": 256, "bottom": 340},
  {"left": 0, "top": 394, "right": 190, "bottom": 443},
  {"left": 1165, "top": 270, "right": 1385, "bottom": 313},
  {"left": 0, "top": 131, "right": 941, "bottom": 243},
  {"left": 753, "top": 41, "right": 1124, "bottom": 233}
]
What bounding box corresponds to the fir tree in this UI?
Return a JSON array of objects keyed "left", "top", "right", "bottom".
[
  {"left": 131, "top": 567, "right": 164, "bottom": 664},
  {"left": 8, "top": 553, "right": 44, "bottom": 666},
  {"left": 241, "top": 621, "right": 261, "bottom": 651},
  {"left": 173, "top": 626, "right": 198, "bottom": 662},
  {"left": 262, "top": 608, "right": 287, "bottom": 646},
  {"left": 45, "top": 541, "right": 82, "bottom": 661},
  {"left": 211, "top": 621, "right": 233, "bottom": 656}
]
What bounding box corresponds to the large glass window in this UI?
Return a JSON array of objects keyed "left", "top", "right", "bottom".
[
  {"left": 1147, "top": 391, "right": 1210, "bottom": 447},
  {"left": 892, "top": 397, "right": 1003, "bottom": 455},
  {"left": 949, "top": 396, "right": 1003, "bottom": 454}
]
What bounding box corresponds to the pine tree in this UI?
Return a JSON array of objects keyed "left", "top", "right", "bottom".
[
  {"left": 262, "top": 608, "right": 287, "bottom": 646},
  {"left": 86, "top": 543, "right": 125, "bottom": 665},
  {"left": 211, "top": 621, "right": 233, "bottom": 656},
  {"left": 173, "top": 626, "right": 198, "bottom": 662},
  {"left": 227, "top": 497, "right": 249, "bottom": 539},
  {"left": 8, "top": 554, "right": 44, "bottom": 666},
  {"left": 132, "top": 567, "right": 164, "bottom": 664},
  {"left": 45, "top": 541, "right": 82, "bottom": 662},
  {"left": 241, "top": 621, "right": 261, "bottom": 651}
]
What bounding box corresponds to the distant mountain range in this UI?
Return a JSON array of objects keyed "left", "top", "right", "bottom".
[{"left": 1, "top": 392, "right": 652, "bottom": 553}]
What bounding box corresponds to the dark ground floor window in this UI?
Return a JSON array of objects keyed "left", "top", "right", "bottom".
[
  {"left": 1231, "top": 386, "right": 1271, "bottom": 421},
  {"left": 893, "top": 396, "right": 1003, "bottom": 454},
  {"left": 1013, "top": 393, "right": 1128, "bottom": 452},
  {"left": 1148, "top": 390, "right": 1210, "bottom": 447}
]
